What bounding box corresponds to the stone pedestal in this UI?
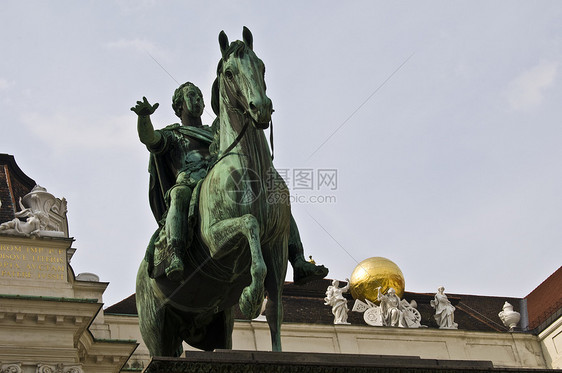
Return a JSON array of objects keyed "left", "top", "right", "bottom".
[{"left": 143, "top": 350, "right": 502, "bottom": 373}]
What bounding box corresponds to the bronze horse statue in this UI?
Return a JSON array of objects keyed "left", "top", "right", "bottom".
[{"left": 136, "top": 27, "right": 290, "bottom": 356}]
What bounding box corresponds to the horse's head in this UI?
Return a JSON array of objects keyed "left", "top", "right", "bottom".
[{"left": 215, "top": 27, "right": 273, "bottom": 129}]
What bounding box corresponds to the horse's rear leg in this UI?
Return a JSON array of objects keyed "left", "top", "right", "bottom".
[
  {"left": 203, "top": 214, "right": 266, "bottom": 318},
  {"left": 263, "top": 237, "right": 289, "bottom": 351}
]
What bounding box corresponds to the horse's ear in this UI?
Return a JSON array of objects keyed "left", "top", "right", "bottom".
[
  {"left": 242, "top": 26, "right": 253, "bottom": 50},
  {"left": 211, "top": 78, "right": 220, "bottom": 116},
  {"left": 219, "top": 30, "right": 229, "bottom": 57}
]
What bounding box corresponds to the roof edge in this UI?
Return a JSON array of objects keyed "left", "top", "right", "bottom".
[{"left": 0, "top": 153, "right": 36, "bottom": 189}]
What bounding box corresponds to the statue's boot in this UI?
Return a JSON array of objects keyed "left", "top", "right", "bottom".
[
  {"left": 165, "top": 250, "right": 184, "bottom": 282},
  {"left": 288, "top": 217, "right": 329, "bottom": 285},
  {"left": 292, "top": 256, "right": 329, "bottom": 285}
]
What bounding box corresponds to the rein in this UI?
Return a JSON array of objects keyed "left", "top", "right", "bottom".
[
  {"left": 213, "top": 113, "right": 250, "bottom": 166},
  {"left": 210, "top": 114, "right": 273, "bottom": 170},
  {"left": 222, "top": 109, "right": 251, "bottom": 157},
  {"left": 269, "top": 119, "right": 274, "bottom": 160}
]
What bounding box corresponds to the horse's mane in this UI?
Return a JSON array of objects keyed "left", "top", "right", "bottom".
[
  {"left": 210, "top": 78, "right": 220, "bottom": 157},
  {"left": 209, "top": 40, "right": 252, "bottom": 157},
  {"left": 209, "top": 116, "right": 220, "bottom": 157}
]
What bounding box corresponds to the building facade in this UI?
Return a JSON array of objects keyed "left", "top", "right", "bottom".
[
  {"left": 0, "top": 154, "right": 137, "bottom": 372},
  {"left": 1, "top": 153, "right": 561, "bottom": 371}
]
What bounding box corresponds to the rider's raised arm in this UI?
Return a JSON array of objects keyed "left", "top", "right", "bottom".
[
  {"left": 137, "top": 115, "right": 162, "bottom": 147},
  {"left": 131, "top": 97, "right": 161, "bottom": 147}
]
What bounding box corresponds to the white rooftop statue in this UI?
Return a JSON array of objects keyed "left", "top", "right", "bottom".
[
  {"left": 0, "top": 185, "right": 68, "bottom": 238},
  {"left": 499, "top": 301, "right": 521, "bottom": 331},
  {"left": 0, "top": 213, "right": 41, "bottom": 236},
  {"left": 353, "top": 287, "right": 423, "bottom": 328},
  {"left": 324, "top": 279, "right": 351, "bottom": 325},
  {"left": 430, "top": 286, "right": 458, "bottom": 329}
]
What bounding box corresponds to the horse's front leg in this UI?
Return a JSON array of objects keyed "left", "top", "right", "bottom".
[
  {"left": 263, "top": 235, "right": 289, "bottom": 352},
  {"left": 202, "top": 214, "right": 266, "bottom": 319}
]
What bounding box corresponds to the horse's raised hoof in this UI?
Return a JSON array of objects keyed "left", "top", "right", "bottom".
[
  {"left": 239, "top": 286, "right": 264, "bottom": 319},
  {"left": 165, "top": 255, "right": 184, "bottom": 282},
  {"left": 293, "top": 261, "right": 329, "bottom": 285}
]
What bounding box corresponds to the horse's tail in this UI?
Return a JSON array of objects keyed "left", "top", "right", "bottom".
[
  {"left": 136, "top": 260, "right": 160, "bottom": 350},
  {"left": 136, "top": 259, "right": 183, "bottom": 357}
]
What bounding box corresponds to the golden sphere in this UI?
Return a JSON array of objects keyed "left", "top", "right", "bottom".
[{"left": 349, "top": 257, "right": 405, "bottom": 302}]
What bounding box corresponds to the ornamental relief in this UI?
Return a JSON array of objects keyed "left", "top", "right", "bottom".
[
  {"left": 0, "top": 363, "right": 22, "bottom": 373},
  {"left": 36, "top": 364, "right": 83, "bottom": 373},
  {"left": 0, "top": 185, "right": 68, "bottom": 238}
]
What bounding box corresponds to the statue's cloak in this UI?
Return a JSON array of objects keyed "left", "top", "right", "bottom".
[{"left": 148, "top": 124, "right": 214, "bottom": 223}]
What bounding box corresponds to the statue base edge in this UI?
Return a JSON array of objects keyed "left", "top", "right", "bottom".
[{"left": 142, "top": 350, "right": 551, "bottom": 373}]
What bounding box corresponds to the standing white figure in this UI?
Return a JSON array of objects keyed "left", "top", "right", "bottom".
[
  {"left": 324, "top": 279, "right": 351, "bottom": 325},
  {"left": 430, "top": 286, "right": 458, "bottom": 329}
]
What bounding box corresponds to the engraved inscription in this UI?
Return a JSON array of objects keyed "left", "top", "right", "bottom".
[{"left": 0, "top": 244, "right": 66, "bottom": 281}]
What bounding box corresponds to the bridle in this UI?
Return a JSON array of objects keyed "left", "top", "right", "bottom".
[{"left": 213, "top": 66, "right": 274, "bottom": 167}]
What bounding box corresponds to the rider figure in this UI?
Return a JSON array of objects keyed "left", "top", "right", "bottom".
[
  {"left": 132, "top": 82, "right": 211, "bottom": 281},
  {"left": 132, "top": 82, "right": 328, "bottom": 283}
]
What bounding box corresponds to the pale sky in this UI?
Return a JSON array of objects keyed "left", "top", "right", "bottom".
[{"left": 1, "top": 1, "right": 561, "bottom": 308}]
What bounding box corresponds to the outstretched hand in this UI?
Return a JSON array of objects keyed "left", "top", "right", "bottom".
[{"left": 131, "top": 97, "right": 159, "bottom": 116}]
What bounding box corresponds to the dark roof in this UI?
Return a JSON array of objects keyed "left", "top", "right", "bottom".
[
  {"left": 105, "top": 278, "right": 520, "bottom": 333},
  {"left": 447, "top": 293, "right": 522, "bottom": 332},
  {"left": 0, "top": 154, "right": 36, "bottom": 224},
  {"left": 105, "top": 293, "right": 137, "bottom": 315},
  {"left": 525, "top": 266, "right": 562, "bottom": 331}
]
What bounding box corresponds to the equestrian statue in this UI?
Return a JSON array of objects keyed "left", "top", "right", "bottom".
[{"left": 132, "top": 27, "right": 328, "bottom": 356}]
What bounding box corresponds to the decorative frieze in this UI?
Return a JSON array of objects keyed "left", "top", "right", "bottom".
[
  {"left": 36, "top": 363, "right": 83, "bottom": 373},
  {"left": 0, "top": 362, "right": 22, "bottom": 373}
]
